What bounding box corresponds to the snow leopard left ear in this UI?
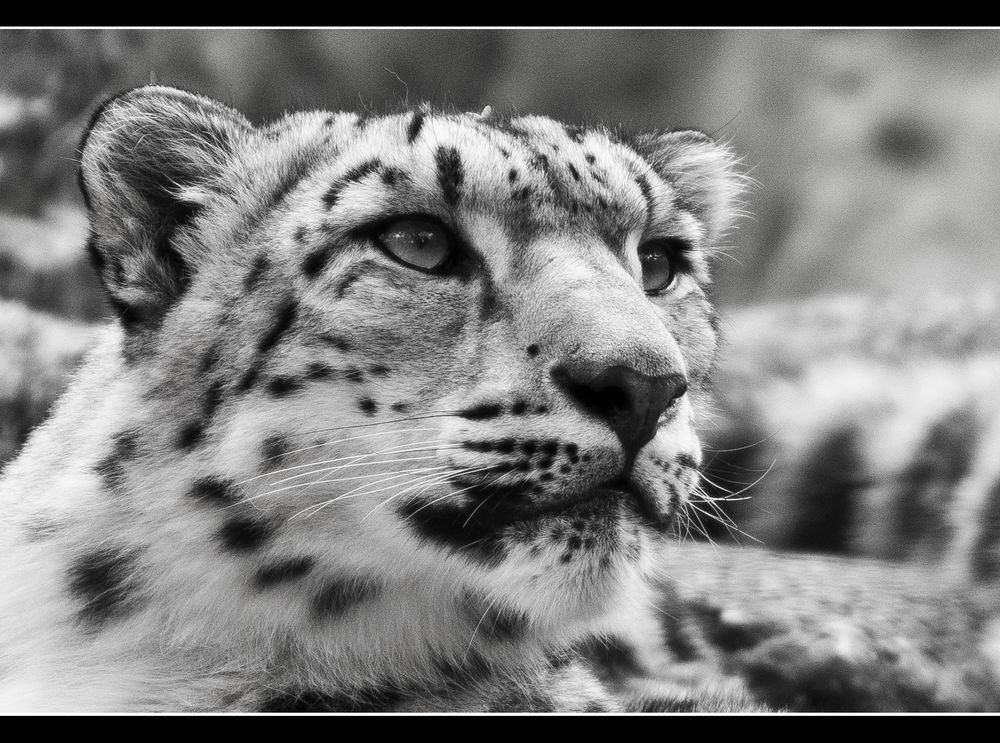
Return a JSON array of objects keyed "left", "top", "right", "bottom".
[
  {"left": 631, "top": 130, "right": 745, "bottom": 242},
  {"left": 78, "top": 85, "right": 251, "bottom": 337}
]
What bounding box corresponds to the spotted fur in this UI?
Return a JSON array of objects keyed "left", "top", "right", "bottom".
[{"left": 0, "top": 86, "right": 745, "bottom": 712}]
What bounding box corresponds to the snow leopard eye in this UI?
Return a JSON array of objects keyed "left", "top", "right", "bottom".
[
  {"left": 375, "top": 216, "right": 454, "bottom": 273},
  {"left": 638, "top": 238, "right": 686, "bottom": 294}
]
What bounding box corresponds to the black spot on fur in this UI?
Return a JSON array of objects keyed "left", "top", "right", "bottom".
[
  {"left": 267, "top": 376, "right": 304, "bottom": 397},
  {"left": 318, "top": 333, "right": 351, "bottom": 352},
  {"left": 312, "top": 575, "right": 381, "bottom": 618},
  {"left": 369, "top": 364, "right": 391, "bottom": 377},
  {"left": 322, "top": 183, "right": 341, "bottom": 209},
  {"left": 217, "top": 518, "right": 274, "bottom": 552},
  {"left": 478, "top": 278, "right": 501, "bottom": 321},
  {"left": 258, "top": 301, "right": 297, "bottom": 355},
  {"left": 541, "top": 441, "right": 559, "bottom": 457},
  {"left": 253, "top": 557, "right": 315, "bottom": 589},
  {"left": 396, "top": 500, "right": 509, "bottom": 567},
  {"left": 344, "top": 368, "right": 365, "bottom": 384},
  {"left": 261, "top": 434, "right": 292, "bottom": 469},
  {"left": 94, "top": 431, "right": 140, "bottom": 492},
  {"left": 513, "top": 186, "right": 531, "bottom": 201},
  {"left": 435, "top": 146, "right": 464, "bottom": 207},
  {"left": 344, "top": 158, "right": 382, "bottom": 184},
  {"left": 307, "top": 363, "right": 335, "bottom": 380},
  {"left": 265, "top": 157, "right": 315, "bottom": 211},
  {"left": 358, "top": 397, "right": 379, "bottom": 416},
  {"left": 460, "top": 402, "right": 503, "bottom": 420},
  {"left": 584, "top": 153, "right": 596, "bottom": 165},
  {"left": 511, "top": 401, "right": 528, "bottom": 415},
  {"left": 461, "top": 591, "right": 529, "bottom": 640},
  {"left": 434, "top": 648, "right": 494, "bottom": 686},
  {"left": 508, "top": 168, "right": 518, "bottom": 183},
  {"left": 381, "top": 167, "right": 405, "bottom": 187},
  {"left": 526, "top": 344, "right": 540, "bottom": 357},
  {"left": 496, "top": 439, "right": 516, "bottom": 455},
  {"left": 199, "top": 347, "right": 220, "bottom": 374},
  {"left": 67, "top": 547, "right": 142, "bottom": 627},
  {"left": 301, "top": 245, "right": 335, "bottom": 279},
  {"left": 243, "top": 254, "right": 270, "bottom": 292},
  {"left": 568, "top": 163, "right": 581, "bottom": 181},
  {"left": 407, "top": 111, "right": 425, "bottom": 144},
  {"left": 188, "top": 477, "right": 239, "bottom": 505},
  {"left": 636, "top": 173, "right": 652, "bottom": 200},
  {"left": 203, "top": 380, "right": 224, "bottom": 420},
  {"left": 176, "top": 421, "right": 205, "bottom": 450},
  {"left": 674, "top": 454, "right": 697, "bottom": 473},
  {"left": 391, "top": 402, "right": 410, "bottom": 413},
  {"left": 237, "top": 363, "right": 262, "bottom": 394}
]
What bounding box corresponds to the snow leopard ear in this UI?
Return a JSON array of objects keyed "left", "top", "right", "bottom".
[
  {"left": 78, "top": 85, "right": 251, "bottom": 335},
  {"left": 632, "top": 129, "right": 745, "bottom": 242}
]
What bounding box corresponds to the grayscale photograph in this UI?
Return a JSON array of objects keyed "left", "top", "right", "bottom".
[{"left": 1, "top": 28, "right": 998, "bottom": 714}]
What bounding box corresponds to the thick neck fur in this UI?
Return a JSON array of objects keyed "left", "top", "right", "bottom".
[{"left": 0, "top": 329, "right": 634, "bottom": 712}]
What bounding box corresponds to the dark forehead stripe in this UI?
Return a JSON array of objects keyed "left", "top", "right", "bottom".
[
  {"left": 67, "top": 547, "right": 144, "bottom": 627},
  {"left": 258, "top": 300, "right": 298, "bottom": 354},
  {"left": 263, "top": 152, "right": 321, "bottom": 212},
  {"left": 311, "top": 575, "right": 382, "bottom": 619},
  {"left": 321, "top": 159, "right": 381, "bottom": 210},
  {"left": 435, "top": 146, "right": 464, "bottom": 207}
]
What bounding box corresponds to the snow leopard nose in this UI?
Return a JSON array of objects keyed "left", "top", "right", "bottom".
[{"left": 551, "top": 361, "right": 687, "bottom": 459}]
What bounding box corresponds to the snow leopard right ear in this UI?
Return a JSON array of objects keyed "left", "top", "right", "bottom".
[
  {"left": 631, "top": 129, "right": 746, "bottom": 243},
  {"left": 78, "top": 86, "right": 251, "bottom": 337}
]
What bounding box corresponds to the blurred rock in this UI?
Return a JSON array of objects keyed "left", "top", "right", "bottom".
[{"left": 0, "top": 300, "right": 99, "bottom": 469}]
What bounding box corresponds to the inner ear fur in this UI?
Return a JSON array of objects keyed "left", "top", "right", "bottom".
[{"left": 78, "top": 85, "right": 252, "bottom": 334}]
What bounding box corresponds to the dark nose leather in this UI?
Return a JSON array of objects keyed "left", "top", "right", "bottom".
[{"left": 552, "top": 362, "right": 687, "bottom": 459}]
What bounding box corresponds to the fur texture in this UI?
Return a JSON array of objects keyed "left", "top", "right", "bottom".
[{"left": 0, "top": 87, "right": 744, "bottom": 712}]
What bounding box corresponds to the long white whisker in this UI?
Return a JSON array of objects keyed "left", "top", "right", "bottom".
[
  {"left": 244, "top": 428, "right": 451, "bottom": 483},
  {"left": 256, "top": 447, "right": 461, "bottom": 490},
  {"left": 245, "top": 454, "right": 457, "bottom": 501}
]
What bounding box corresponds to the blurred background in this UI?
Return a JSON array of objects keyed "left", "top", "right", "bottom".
[
  {"left": 3, "top": 29, "right": 1000, "bottom": 710},
  {"left": 6, "top": 29, "right": 1000, "bottom": 312}
]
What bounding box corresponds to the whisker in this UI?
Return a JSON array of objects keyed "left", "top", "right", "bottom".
[
  {"left": 245, "top": 454, "right": 457, "bottom": 501},
  {"left": 256, "top": 446, "right": 461, "bottom": 490},
  {"left": 245, "top": 428, "right": 451, "bottom": 483}
]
